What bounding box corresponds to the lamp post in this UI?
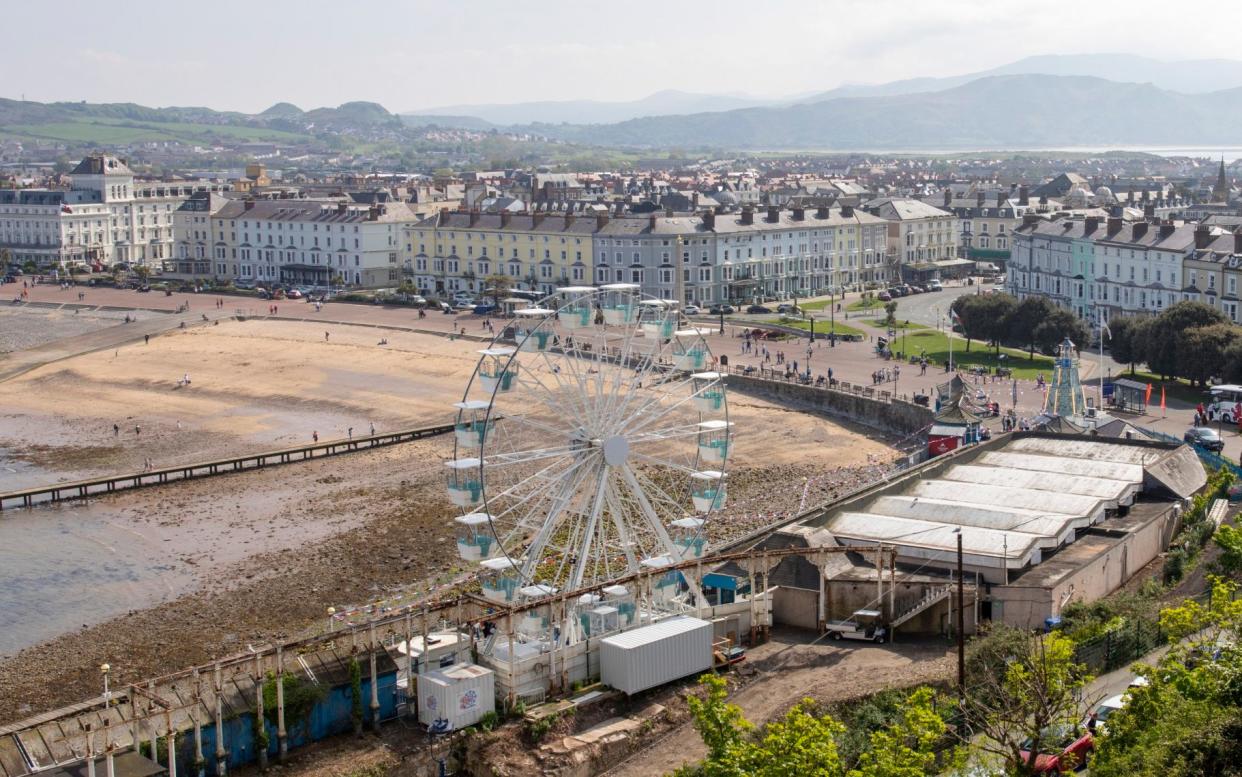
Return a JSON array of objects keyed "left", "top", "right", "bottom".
[
  {"left": 955, "top": 529, "right": 965, "bottom": 704},
  {"left": 829, "top": 297, "right": 836, "bottom": 347},
  {"left": 100, "top": 663, "right": 111, "bottom": 708},
  {"left": 327, "top": 606, "right": 336, "bottom": 632}
]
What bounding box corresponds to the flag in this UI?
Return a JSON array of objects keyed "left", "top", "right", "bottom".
[
  {"left": 61, "top": 204, "right": 72, "bottom": 214},
  {"left": 1160, "top": 386, "right": 1166, "bottom": 412},
  {"left": 1101, "top": 321, "right": 1111, "bottom": 341},
  {"left": 1145, "top": 383, "right": 1153, "bottom": 405}
]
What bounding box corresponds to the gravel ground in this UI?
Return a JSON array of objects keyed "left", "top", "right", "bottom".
[{"left": 0, "top": 306, "right": 159, "bottom": 353}]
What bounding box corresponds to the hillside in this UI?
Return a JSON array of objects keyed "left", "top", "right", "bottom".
[
  {"left": 521, "top": 75, "right": 1242, "bottom": 150},
  {"left": 406, "top": 89, "right": 776, "bottom": 125}
]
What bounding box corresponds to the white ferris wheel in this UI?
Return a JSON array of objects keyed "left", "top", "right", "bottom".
[{"left": 444, "top": 284, "right": 732, "bottom": 621}]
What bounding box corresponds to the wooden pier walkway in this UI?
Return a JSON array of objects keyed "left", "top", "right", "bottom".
[{"left": 0, "top": 423, "right": 454, "bottom": 511}]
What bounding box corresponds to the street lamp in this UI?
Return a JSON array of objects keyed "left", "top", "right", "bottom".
[
  {"left": 100, "top": 663, "right": 111, "bottom": 707},
  {"left": 327, "top": 606, "right": 337, "bottom": 632}
]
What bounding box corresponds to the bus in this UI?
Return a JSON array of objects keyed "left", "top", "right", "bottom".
[{"left": 1205, "top": 384, "right": 1242, "bottom": 423}]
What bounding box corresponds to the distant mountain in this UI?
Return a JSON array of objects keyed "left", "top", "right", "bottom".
[
  {"left": 805, "top": 53, "right": 1242, "bottom": 102},
  {"left": 406, "top": 89, "right": 777, "bottom": 125},
  {"left": 260, "top": 102, "right": 304, "bottom": 117},
  {"left": 401, "top": 114, "right": 499, "bottom": 132},
  {"left": 524, "top": 75, "right": 1242, "bottom": 150}
]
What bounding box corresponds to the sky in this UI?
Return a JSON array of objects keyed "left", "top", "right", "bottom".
[{"left": 5, "top": 0, "right": 1240, "bottom": 113}]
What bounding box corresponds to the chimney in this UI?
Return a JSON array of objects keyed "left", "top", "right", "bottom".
[
  {"left": 243, "top": 199, "right": 255, "bottom": 211},
  {"left": 943, "top": 189, "right": 952, "bottom": 207},
  {"left": 613, "top": 202, "right": 625, "bottom": 216},
  {"left": 336, "top": 201, "right": 348, "bottom": 214},
  {"left": 692, "top": 193, "right": 699, "bottom": 210},
  {"left": 816, "top": 205, "right": 830, "bottom": 219},
  {"left": 1106, "top": 216, "right": 1122, "bottom": 234},
  {"left": 1127, "top": 190, "right": 1135, "bottom": 204},
  {"left": 596, "top": 212, "right": 609, "bottom": 230},
  {"left": 995, "top": 192, "right": 1005, "bottom": 207},
  {"left": 649, "top": 213, "right": 658, "bottom": 230},
  {"left": 1018, "top": 185, "right": 1029, "bottom": 206},
  {"left": 533, "top": 212, "right": 545, "bottom": 226},
  {"left": 840, "top": 204, "right": 854, "bottom": 218},
  {"left": 500, "top": 211, "right": 511, "bottom": 227},
  {"left": 1022, "top": 213, "right": 1041, "bottom": 227},
  {"left": 1084, "top": 216, "right": 1100, "bottom": 233},
  {"left": 766, "top": 205, "right": 780, "bottom": 223},
  {"left": 792, "top": 206, "right": 805, "bottom": 221},
  {"left": 976, "top": 192, "right": 985, "bottom": 208},
  {"left": 1141, "top": 189, "right": 1150, "bottom": 202},
  {"left": 1159, "top": 221, "right": 1175, "bottom": 239},
  {"left": 1143, "top": 204, "right": 1155, "bottom": 220},
  {"left": 1234, "top": 230, "right": 1242, "bottom": 254},
  {"left": 565, "top": 210, "right": 575, "bottom": 227},
  {"left": 1132, "top": 222, "right": 1148, "bottom": 240},
  {"left": 1195, "top": 224, "right": 1212, "bottom": 249},
  {"left": 741, "top": 206, "right": 754, "bottom": 225},
  {"left": 702, "top": 210, "right": 715, "bottom": 230}
]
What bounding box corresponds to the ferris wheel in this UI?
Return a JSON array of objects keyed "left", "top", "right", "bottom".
[{"left": 444, "top": 284, "right": 732, "bottom": 612}]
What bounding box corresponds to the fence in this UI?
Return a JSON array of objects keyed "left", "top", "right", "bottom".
[
  {"left": 1072, "top": 616, "right": 1166, "bottom": 675},
  {"left": 1139, "top": 426, "right": 1242, "bottom": 478}
]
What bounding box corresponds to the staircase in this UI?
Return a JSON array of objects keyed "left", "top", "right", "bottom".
[{"left": 891, "top": 585, "right": 952, "bottom": 629}]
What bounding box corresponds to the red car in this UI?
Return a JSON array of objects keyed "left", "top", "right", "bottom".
[{"left": 1019, "top": 724, "right": 1093, "bottom": 773}]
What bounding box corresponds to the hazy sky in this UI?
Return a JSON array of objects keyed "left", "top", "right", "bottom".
[{"left": 6, "top": 0, "right": 1239, "bottom": 112}]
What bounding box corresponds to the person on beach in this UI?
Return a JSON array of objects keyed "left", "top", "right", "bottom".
[{"left": 313, "top": 431, "right": 319, "bottom": 443}]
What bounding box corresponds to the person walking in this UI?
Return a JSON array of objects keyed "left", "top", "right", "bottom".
[
  {"left": 325, "top": 331, "right": 330, "bottom": 342},
  {"left": 144, "top": 334, "right": 150, "bottom": 345},
  {"left": 113, "top": 423, "right": 120, "bottom": 437},
  {"left": 370, "top": 421, "right": 376, "bottom": 436},
  {"left": 313, "top": 430, "right": 319, "bottom": 443},
  {"left": 347, "top": 426, "right": 353, "bottom": 440},
  {"left": 135, "top": 424, "right": 141, "bottom": 437}
]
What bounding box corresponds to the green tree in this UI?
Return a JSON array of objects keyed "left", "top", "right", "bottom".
[
  {"left": 1213, "top": 523, "right": 1242, "bottom": 576},
  {"left": 1177, "top": 323, "right": 1238, "bottom": 387},
  {"left": 678, "top": 675, "right": 958, "bottom": 777},
  {"left": 484, "top": 273, "right": 515, "bottom": 305},
  {"left": 963, "top": 628, "right": 1094, "bottom": 776},
  {"left": 1033, "top": 306, "right": 1092, "bottom": 357},
  {"left": 1106, "top": 316, "right": 1150, "bottom": 376},
  {"left": 1005, "top": 296, "right": 1057, "bottom": 359},
  {"left": 884, "top": 300, "right": 899, "bottom": 326},
  {"left": 952, "top": 293, "right": 1016, "bottom": 354},
  {"left": 1145, "top": 301, "right": 1227, "bottom": 380}
]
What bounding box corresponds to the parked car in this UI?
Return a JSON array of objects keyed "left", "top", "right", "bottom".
[
  {"left": 776, "top": 303, "right": 799, "bottom": 314},
  {"left": 682, "top": 304, "right": 701, "bottom": 315},
  {"left": 824, "top": 610, "right": 887, "bottom": 643},
  {"left": 285, "top": 289, "right": 303, "bottom": 299},
  {"left": 454, "top": 300, "right": 476, "bottom": 310},
  {"left": 926, "top": 279, "right": 943, "bottom": 291},
  {"left": 746, "top": 304, "right": 773, "bottom": 314},
  {"left": 876, "top": 291, "right": 893, "bottom": 301},
  {"left": 908, "top": 284, "right": 925, "bottom": 294},
  {"left": 708, "top": 304, "right": 736, "bottom": 315},
  {"left": 473, "top": 303, "right": 497, "bottom": 315},
  {"left": 1018, "top": 724, "right": 1093, "bottom": 773},
  {"left": 1185, "top": 427, "right": 1225, "bottom": 452},
  {"left": 1089, "top": 694, "right": 1128, "bottom": 736}
]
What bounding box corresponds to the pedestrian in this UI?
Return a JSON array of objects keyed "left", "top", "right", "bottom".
[
  {"left": 113, "top": 423, "right": 120, "bottom": 437},
  {"left": 144, "top": 333, "right": 150, "bottom": 345},
  {"left": 325, "top": 331, "right": 330, "bottom": 342},
  {"left": 347, "top": 426, "right": 353, "bottom": 440},
  {"left": 313, "top": 430, "right": 319, "bottom": 443},
  {"left": 370, "top": 421, "right": 376, "bottom": 436},
  {"left": 135, "top": 424, "right": 141, "bottom": 436}
]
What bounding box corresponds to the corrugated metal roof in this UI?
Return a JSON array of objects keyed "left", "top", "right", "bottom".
[
  {"left": 1004, "top": 437, "right": 1164, "bottom": 465},
  {"left": 910, "top": 479, "right": 1104, "bottom": 518},
  {"left": 940, "top": 465, "right": 1137, "bottom": 503},
  {"left": 976, "top": 451, "right": 1144, "bottom": 483},
  {"left": 829, "top": 512, "right": 1044, "bottom": 560},
  {"left": 600, "top": 616, "right": 710, "bottom": 650},
  {"left": 867, "top": 496, "right": 1079, "bottom": 546}
]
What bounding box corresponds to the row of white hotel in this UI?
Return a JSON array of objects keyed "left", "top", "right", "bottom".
[{"left": 6, "top": 156, "right": 1242, "bottom": 323}]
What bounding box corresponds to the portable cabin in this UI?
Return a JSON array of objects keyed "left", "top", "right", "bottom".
[
  {"left": 477, "top": 348, "right": 518, "bottom": 393},
  {"left": 556, "top": 286, "right": 596, "bottom": 328},
  {"left": 637, "top": 299, "right": 676, "bottom": 339},
  {"left": 445, "top": 458, "right": 483, "bottom": 507},
  {"left": 670, "top": 516, "right": 708, "bottom": 559},
  {"left": 512, "top": 308, "right": 554, "bottom": 352},
  {"left": 478, "top": 556, "right": 521, "bottom": 604},
  {"left": 672, "top": 329, "right": 711, "bottom": 371},
  {"left": 454, "top": 512, "right": 496, "bottom": 561},
  {"left": 696, "top": 420, "right": 731, "bottom": 465},
  {"left": 691, "top": 372, "right": 725, "bottom": 412},
  {"left": 453, "top": 400, "right": 492, "bottom": 449},
  {"left": 589, "top": 605, "right": 620, "bottom": 635},
  {"left": 691, "top": 470, "right": 727, "bottom": 512},
  {"left": 602, "top": 584, "right": 638, "bottom": 626},
  {"left": 417, "top": 663, "right": 495, "bottom": 732},
  {"left": 600, "top": 282, "right": 640, "bottom": 325}
]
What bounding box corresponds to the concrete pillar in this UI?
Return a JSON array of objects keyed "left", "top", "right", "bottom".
[
  {"left": 213, "top": 663, "right": 226, "bottom": 777},
  {"left": 105, "top": 747, "right": 115, "bottom": 777},
  {"left": 817, "top": 553, "right": 826, "bottom": 629},
  {"left": 254, "top": 654, "right": 267, "bottom": 771},
  {"left": 747, "top": 561, "right": 757, "bottom": 641},
  {"left": 192, "top": 670, "right": 204, "bottom": 777},
  {"left": 368, "top": 625, "right": 381, "bottom": 732},
  {"left": 86, "top": 728, "right": 96, "bottom": 777},
  {"left": 147, "top": 682, "right": 159, "bottom": 767},
  {"left": 876, "top": 547, "right": 884, "bottom": 610},
  {"left": 403, "top": 612, "right": 414, "bottom": 718},
  {"left": 166, "top": 713, "right": 178, "bottom": 777},
  {"left": 695, "top": 561, "right": 704, "bottom": 619},
  {"left": 506, "top": 616, "right": 516, "bottom": 709},
  {"left": 889, "top": 549, "right": 896, "bottom": 621},
  {"left": 274, "top": 649, "right": 287, "bottom": 762}
]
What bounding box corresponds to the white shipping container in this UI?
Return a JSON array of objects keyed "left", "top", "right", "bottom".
[
  {"left": 417, "top": 663, "right": 495, "bottom": 732},
  {"left": 600, "top": 616, "right": 713, "bottom": 695}
]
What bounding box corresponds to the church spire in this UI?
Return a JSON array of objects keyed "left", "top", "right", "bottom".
[{"left": 1214, "top": 155, "right": 1231, "bottom": 203}]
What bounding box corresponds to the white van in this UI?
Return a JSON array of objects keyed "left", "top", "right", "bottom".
[
  {"left": 926, "top": 279, "right": 943, "bottom": 291},
  {"left": 1206, "top": 384, "right": 1242, "bottom": 423}
]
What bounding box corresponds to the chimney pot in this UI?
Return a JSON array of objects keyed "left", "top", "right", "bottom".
[
  {"left": 766, "top": 205, "right": 780, "bottom": 223},
  {"left": 1018, "top": 185, "right": 1029, "bottom": 206},
  {"left": 1132, "top": 222, "right": 1148, "bottom": 240},
  {"left": 1107, "top": 217, "right": 1122, "bottom": 234},
  {"left": 1195, "top": 224, "right": 1212, "bottom": 249},
  {"left": 702, "top": 210, "right": 715, "bottom": 230},
  {"left": 1234, "top": 230, "right": 1242, "bottom": 254},
  {"left": 1085, "top": 217, "right": 1100, "bottom": 233}
]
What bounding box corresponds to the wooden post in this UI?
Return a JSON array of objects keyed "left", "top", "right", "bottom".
[
  {"left": 213, "top": 663, "right": 226, "bottom": 777},
  {"left": 875, "top": 546, "right": 884, "bottom": 611},
  {"left": 254, "top": 653, "right": 267, "bottom": 771},
  {"left": 695, "top": 560, "right": 704, "bottom": 619},
  {"left": 369, "top": 625, "right": 381, "bottom": 732},
  {"left": 274, "top": 648, "right": 287, "bottom": 762},
  {"left": 747, "top": 561, "right": 758, "bottom": 642},
  {"left": 192, "top": 670, "right": 204, "bottom": 777}
]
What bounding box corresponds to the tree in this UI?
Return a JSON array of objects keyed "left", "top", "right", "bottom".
[
  {"left": 884, "top": 300, "right": 898, "bottom": 326},
  {"left": 1145, "top": 301, "right": 1227, "bottom": 380},
  {"left": 133, "top": 265, "right": 151, "bottom": 282},
  {"left": 975, "top": 293, "right": 1018, "bottom": 354},
  {"left": 1106, "top": 316, "right": 1150, "bottom": 376},
  {"left": 963, "top": 627, "right": 1094, "bottom": 776},
  {"left": 678, "top": 675, "right": 958, "bottom": 777},
  {"left": 1005, "top": 296, "right": 1057, "bottom": 360},
  {"left": 483, "top": 273, "right": 514, "bottom": 305},
  {"left": 1213, "top": 523, "right": 1242, "bottom": 576},
  {"left": 1177, "top": 323, "right": 1239, "bottom": 387},
  {"left": 1033, "top": 307, "right": 1092, "bottom": 357}
]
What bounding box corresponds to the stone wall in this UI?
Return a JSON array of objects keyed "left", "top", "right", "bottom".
[{"left": 726, "top": 373, "right": 934, "bottom": 437}]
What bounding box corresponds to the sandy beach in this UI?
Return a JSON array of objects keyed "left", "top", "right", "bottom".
[{"left": 0, "top": 314, "right": 898, "bottom": 722}]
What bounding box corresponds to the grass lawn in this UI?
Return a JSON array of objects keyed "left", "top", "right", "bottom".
[
  {"left": 799, "top": 297, "right": 841, "bottom": 312},
  {"left": 892, "top": 330, "right": 1057, "bottom": 380},
  {"left": 761, "top": 317, "right": 865, "bottom": 338},
  {"left": 847, "top": 298, "right": 885, "bottom": 312},
  {"left": 857, "top": 318, "right": 929, "bottom": 331}
]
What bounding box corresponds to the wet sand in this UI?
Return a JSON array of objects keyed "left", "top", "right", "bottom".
[{"left": 0, "top": 315, "right": 897, "bottom": 723}]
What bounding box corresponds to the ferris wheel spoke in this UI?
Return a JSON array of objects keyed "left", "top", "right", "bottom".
[
  {"left": 630, "top": 450, "right": 701, "bottom": 475},
  {"left": 483, "top": 452, "right": 581, "bottom": 505},
  {"left": 483, "top": 443, "right": 580, "bottom": 467},
  {"left": 601, "top": 334, "right": 667, "bottom": 429},
  {"left": 620, "top": 375, "right": 706, "bottom": 437},
  {"left": 519, "top": 458, "right": 602, "bottom": 581},
  {"left": 626, "top": 422, "right": 707, "bottom": 445},
  {"left": 535, "top": 347, "right": 595, "bottom": 426},
  {"left": 511, "top": 369, "right": 591, "bottom": 432},
  {"left": 568, "top": 466, "right": 611, "bottom": 590},
  {"left": 604, "top": 479, "right": 640, "bottom": 571},
  {"left": 499, "top": 411, "right": 576, "bottom": 440},
  {"left": 619, "top": 465, "right": 679, "bottom": 556}
]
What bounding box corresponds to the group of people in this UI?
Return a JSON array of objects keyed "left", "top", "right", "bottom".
[{"left": 871, "top": 365, "right": 900, "bottom": 385}]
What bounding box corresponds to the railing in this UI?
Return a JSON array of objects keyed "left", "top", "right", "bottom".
[
  {"left": 891, "top": 585, "right": 953, "bottom": 629},
  {"left": 0, "top": 423, "right": 455, "bottom": 511}
]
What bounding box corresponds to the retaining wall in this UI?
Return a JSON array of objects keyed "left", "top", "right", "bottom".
[{"left": 725, "top": 374, "right": 934, "bottom": 437}]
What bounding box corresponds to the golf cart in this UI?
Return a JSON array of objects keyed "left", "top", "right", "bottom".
[{"left": 825, "top": 609, "right": 888, "bottom": 643}]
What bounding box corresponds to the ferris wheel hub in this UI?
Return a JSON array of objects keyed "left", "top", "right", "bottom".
[{"left": 602, "top": 435, "right": 631, "bottom": 466}]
